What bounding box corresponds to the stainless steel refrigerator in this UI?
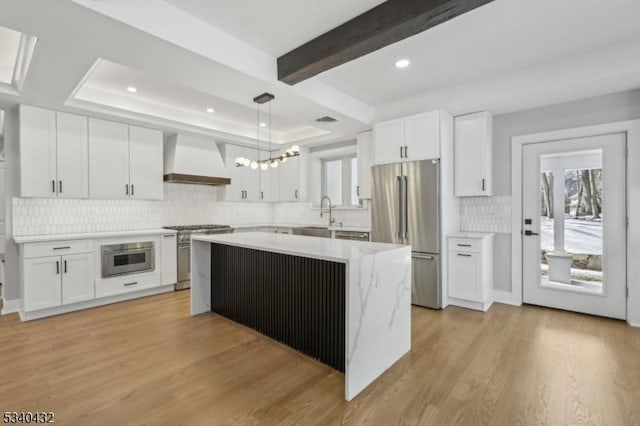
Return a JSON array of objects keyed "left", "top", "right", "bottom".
[{"left": 371, "top": 160, "right": 441, "bottom": 309}]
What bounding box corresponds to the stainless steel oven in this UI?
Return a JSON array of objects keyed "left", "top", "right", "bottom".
[{"left": 101, "top": 242, "right": 155, "bottom": 278}]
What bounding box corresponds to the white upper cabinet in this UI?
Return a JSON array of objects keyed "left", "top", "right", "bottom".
[
  {"left": 56, "top": 112, "right": 89, "bottom": 199},
  {"left": 129, "top": 126, "right": 164, "bottom": 200},
  {"left": 89, "top": 119, "right": 164, "bottom": 200},
  {"left": 356, "top": 131, "right": 373, "bottom": 199},
  {"left": 454, "top": 111, "right": 493, "bottom": 197},
  {"left": 277, "top": 150, "right": 308, "bottom": 202},
  {"left": 20, "top": 106, "right": 89, "bottom": 198},
  {"left": 405, "top": 111, "right": 440, "bottom": 160},
  {"left": 373, "top": 110, "right": 441, "bottom": 165},
  {"left": 220, "top": 144, "right": 262, "bottom": 202},
  {"left": 89, "top": 118, "right": 130, "bottom": 199},
  {"left": 373, "top": 119, "right": 404, "bottom": 165}
]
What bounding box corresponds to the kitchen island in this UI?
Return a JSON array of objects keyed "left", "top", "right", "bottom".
[{"left": 191, "top": 232, "right": 411, "bottom": 401}]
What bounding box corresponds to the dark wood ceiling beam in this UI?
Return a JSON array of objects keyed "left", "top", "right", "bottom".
[{"left": 277, "top": 0, "right": 495, "bottom": 85}]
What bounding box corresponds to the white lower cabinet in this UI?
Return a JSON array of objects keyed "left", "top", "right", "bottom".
[
  {"left": 61, "top": 253, "right": 95, "bottom": 305},
  {"left": 24, "top": 256, "right": 62, "bottom": 311},
  {"left": 23, "top": 251, "right": 94, "bottom": 311},
  {"left": 447, "top": 233, "right": 494, "bottom": 311}
]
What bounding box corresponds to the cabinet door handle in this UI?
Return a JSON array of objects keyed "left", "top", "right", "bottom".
[
  {"left": 124, "top": 281, "right": 139, "bottom": 287},
  {"left": 295, "top": 189, "right": 298, "bottom": 199},
  {"left": 64, "top": 260, "right": 67, "bottom": 274},
  {"left": 482, "top": 178, "right": 486, "bottom": 192},
  {"left": 52, "top": 180, "right": 56, "bottom": 193},
  {"left": 131, "top": 184, "right": 135, "bottom": 196},
  {"left": 59, "top": 180, "right": 63, "bottom": 194},
  {"left": 260, "top": 191, "right": 264, "bottom": 200},
  {"left": 457, "top": 253, "right": 472, "bottom": 257},
  {"left": 163, "top": 234, "right": 174, "bottom": 238},
  {"left": 126, "top": 184, "right": 129, "bottom": 195},
  {"left": 357, "top": 186, "right": 360, "bottom": 196},
  {"left": 56, "top": 261, "right": 60, "bottom": 274},
  {"left": 53, "top": 246, "right": 71, "bottom": 250},
  {"left": 400, "top": 146, "right": 403, "bottom": 159},
  {"left": 404, "top": 146, "right": 408, "bottom": 158},
  {"left": 457, "top": 244, "right": 472, "bottom": 247}
]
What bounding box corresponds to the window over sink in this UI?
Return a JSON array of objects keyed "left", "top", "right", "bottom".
[{"left": 322, "top": 155, "right": 361, "bottom": 207}]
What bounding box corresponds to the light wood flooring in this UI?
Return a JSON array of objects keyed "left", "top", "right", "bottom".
[{"left": 1, "top": 292, "right": 639, "bottom": 425}]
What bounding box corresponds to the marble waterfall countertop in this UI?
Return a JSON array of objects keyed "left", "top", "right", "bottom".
[
  {"left": 191, "top": 232, "right": 412, "bottom": 401},
  {"left": 191, "top": 232, "right": 401, "bottom": 263}
]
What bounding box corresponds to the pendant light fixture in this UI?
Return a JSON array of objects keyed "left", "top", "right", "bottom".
[{"left": 235, "top": 92, "right": 301, "bottom": 170}]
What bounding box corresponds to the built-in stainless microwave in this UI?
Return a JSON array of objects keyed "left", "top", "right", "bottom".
[{"left": 101, "top": 242, "right": 155, "bottom": 278}]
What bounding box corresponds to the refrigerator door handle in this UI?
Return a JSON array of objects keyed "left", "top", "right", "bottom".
[
  {"left": 403, "top": 175, "right": 409, "bottom": 239},
  {"left": 396, "top": 176, "right": 404, "bottom": 239},
  {"left": 412, "top": 253, "right": 434, "bottom": 260}
]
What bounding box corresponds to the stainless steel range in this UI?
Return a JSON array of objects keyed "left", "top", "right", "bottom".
[{"left": 163, "top": 225, "right": 233, "bottom": 290}]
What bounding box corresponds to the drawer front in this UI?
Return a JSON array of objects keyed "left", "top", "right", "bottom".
[
  {"left": 24, "top": 240, "right": 93, "bottom": 258},
  {"left": 95, "top": 271, "right": 161, "bottom": 298},
  {"left": 449, "top": 238, "right": 481, "bottom": 253}
]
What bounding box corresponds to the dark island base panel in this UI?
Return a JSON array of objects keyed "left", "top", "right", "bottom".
[{"left": 211, "top": 243, "right": 346, "bottom": 373}]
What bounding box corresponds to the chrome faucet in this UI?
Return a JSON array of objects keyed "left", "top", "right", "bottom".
[{"left": 320, "top": 196, "right": 335, "bottom": 226}]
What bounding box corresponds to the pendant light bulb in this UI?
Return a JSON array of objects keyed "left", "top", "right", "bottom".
[
  {"left": 291, "top": 145, "right": 300, "bottom": 153},
  {"left": 250, "top": 161, "right": 258, "bottom": 170},
  {"left": 260, "top": 163, "right": 269, "bottom": 171},
  {"left": 236, "top": 157, "right": 244, "bottom": 165},
  {"left": 270, "top": 159, "right": 279, "bottom": 168},
  {"left": 281, "top": 156, "right": 287, "bottom": 163},
  {"left": 243, "top": 158, "right": 251, "bottom": 167}
]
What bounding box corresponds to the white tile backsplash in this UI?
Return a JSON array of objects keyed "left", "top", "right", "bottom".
[
  {"left": 460, "top": 196, "right": 512, "bottom": 234},
  {"left": 12, "top": 184, "right": 370, "bottom": 236}
]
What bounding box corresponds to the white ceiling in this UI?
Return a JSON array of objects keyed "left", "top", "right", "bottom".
[
  {"left": 73, "top": 59, "right": 329, "bottom": 143},
  {"left": 319, "top": 0, "right": 640, "bottom": 113},
  {"left": 0, "top": 25, "right": 21, "bottom": 84},
  {"left": 2, "top": 0, "right": 640, "bottom": 145},
  {"left": 163, "top": 0, "right": 386, "bottom": 57}
]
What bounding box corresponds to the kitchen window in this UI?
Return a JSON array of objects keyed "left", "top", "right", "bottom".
[{"left": 322, "top": 155, "right": 361, "bottom": 207}]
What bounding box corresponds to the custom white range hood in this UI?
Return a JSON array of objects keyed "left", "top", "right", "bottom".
[{"left": 163, "top": 134, "right": 231, "bottom": 186}]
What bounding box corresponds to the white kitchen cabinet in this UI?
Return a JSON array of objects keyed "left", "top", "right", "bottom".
[
  {"left": 373, "top": 110, "right": 441, "bottom": 165},
  {"left": 259, "top": 168, "right": 276, "bottom": 202},
  {"left": 61, "top": 252, "right": 95, "bottom": 305},
  {"left": 23, "top": 240, "right": 95, "bottom": 311},
  {"left": 405, "top": 111, "right": 440, "bottom": 160},
  {"left": 19, "top": 106, "right": 89, "bottom": 198},
  {"left": 373, "top": 119, "right": 404, "bottom": 165},
  {"left": 447, "top": 233, "right": 494, "bottom": 312},
  {"left": 129, "top": 126, "right": 164, "bottom": 200},
  {"left": 56, "top": 112, "right": 89, "bottom": 199},
  {"left": 454, "top": 111, "right": 493, "bottom": 197},
  {"left": 89, "top": 119, "right": 163, "bottom": 200},
  {"left": 23, "top": 256, "right": 62, "bottom": 311},
  {"left": 220, "top": 145, "right": 261, "bottom": 202},
  {"left": 161, "top": 234, "right": 177, "bottom": 286},
  {"left": 19, "top": 106, "right": 57, "bottom": 198},
  {"left": 89, "top": 118, "right": 130, "bottom": 199},
  {"left": 356, "top": 131, "right": 373, "bottom": 199},
  {"left": 277, "top": 149, "right": 308, "bottom": 202}
]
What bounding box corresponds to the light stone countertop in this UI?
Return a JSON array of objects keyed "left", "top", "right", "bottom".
[
  {"left": 14, "top": 229, "right": 177, "bottom": 244},
  {"left": 231, "top": 223, "right": 372, "bottom": 232},
  {"left": 192, "top": 232, "right": 405, "bottom": 263}
]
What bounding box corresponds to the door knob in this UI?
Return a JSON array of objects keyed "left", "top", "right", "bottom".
[{"left": 524, "top": 230, "right": 539, "bottom": 236}]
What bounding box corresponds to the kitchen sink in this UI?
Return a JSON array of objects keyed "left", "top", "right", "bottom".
[{"left": 293, "top": 226, "right": 332, "bottom": 238}]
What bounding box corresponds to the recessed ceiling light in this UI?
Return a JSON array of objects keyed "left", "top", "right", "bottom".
[
  {"left": 126, "top": 86, "right": 137, "bottom": 93},
  {"left": 259, "top": 122, "right": 267, "bottom": 127},
  {"left": 206, "top": 107, "right": 215, "bottom": 113},
  {"left": 395, "top": 59, "right": 410, "bottom": 69}
]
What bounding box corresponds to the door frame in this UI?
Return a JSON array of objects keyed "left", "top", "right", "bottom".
[{"left": 511, "top": 119, "right": 640, "bottom": 327}]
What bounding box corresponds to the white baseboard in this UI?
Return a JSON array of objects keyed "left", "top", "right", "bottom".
[
  {"left": 1, "top": 298, "right": 21, "bottom": 315},
  {"left": 628, "top": 321, "right": 640, "bottom": 328},
  {"left": 493, "top": 290, "right": 522, "bottom": 306}
]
